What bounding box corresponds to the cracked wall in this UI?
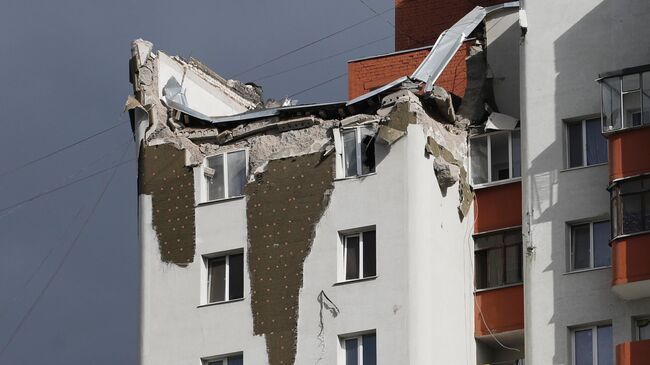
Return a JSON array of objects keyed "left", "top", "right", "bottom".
[{"left": 246, "top": 153, "right": 335, "bottom": 365}]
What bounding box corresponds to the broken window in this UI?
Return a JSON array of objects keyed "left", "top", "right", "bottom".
[
  {"left": 205, "top": 252, "right": 244, "bottom": 304},
  {"left": 342, "top": 332, "right": 376, "bottom": 365},
  {"left": 611, "top": 176, "right": 650, "bottom": 238},
  {"left": 570, "top": 220, "right": 611, "bottom": 271},
  {"left": 340, "top": 126, "right": 376, "bottom": 178},
  {"left": 600, "top": 69, "right": 650, "bottom": 132},
  {"left": 204, "top": 354, "right": 243, "bottom": 365},
  {"left": 469, "top": 131, "right": 520, "bottom": 185},
  {"left": 203, "top": 150, "right": 247, "bottom": 202},
  {"left": 573, "top": 325, "right": 612, "bottom": 365},
  {"left": 342, "top": 230, "right": 376, "bottom": 281},
  {"left": 566, "top": 118, "right": 607, "bottom": 168},
  {"left": 474, "top": 228, "right": 522, "bottom": 290}
]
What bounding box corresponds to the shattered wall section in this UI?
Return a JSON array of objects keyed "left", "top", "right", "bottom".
[
  {"left": 246, "top": 153, "right": 335, "bottom": 365},
  {"left": 139, "top": 143, "right": 196, "bottom": 265}
]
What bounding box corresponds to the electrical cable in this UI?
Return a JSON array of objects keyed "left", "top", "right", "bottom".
[
  {"left": 254, "top": 34, "right": 393, "bottom": 82},
  {"left": 356, "top": 0, "right": 426, "bottom": 47},
  {"left": 0, "top": 146, "right": 131, "bottom": 360},
  {"left": 287, "top": 72, "right": 348, "bottom": 99},
  {"left": 231, "top": 7, "right": 393, "bottom": 78},
  {"left": 0, "top": 121, "right": 128, "bottom": 179}
]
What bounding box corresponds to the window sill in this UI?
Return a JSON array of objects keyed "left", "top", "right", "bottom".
[
  {"left": 474, "top": 282, "right": 523, "bottom": 294},
  {"left": 334, "top": 172, "right": 377, "bottom": 182},
  {"left": 602, "top": 122, "right": 650, "bottom": 136},
  {"left": 197, "top": 298, "right": 245, "bottom": 308},
  {"left": 196, "top": 195, "right": 245, "bottom": 207},
  {"left": 333, "top": 276, "right": 378, "bottom": 286},
  {"left": 564, "top": 266, "right": 611, "bottom": 275},
  {"left": 472, "top": 177, "right": 521, "bottom": 190},
  {"left": 612, "top": 230, "right": 650, "bottom": 243},
  {"left": 560, "top": 162, "right": 608, "bottom": 173}
]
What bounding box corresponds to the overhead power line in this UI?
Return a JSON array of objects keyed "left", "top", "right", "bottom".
[
  {"left": 232, "top": 6, "right": 393, "bottom": 78},
  {"left": 254, "top": 34, "right": 393, "bottom": 82},
  {"left": 0, "top": 121, "right": 128, "bottom": 179},
  {"left": 0, "top": 148, "right": 130, "bottom": 360},
  {"left": 356, "top": 0, "right": 426, "bottom": 46},
  {"left": 288, "top": 72, "right": 348, "bottom": 99},
  {"left": 0, "top": 158, "right": 135, "bottom": 216}
]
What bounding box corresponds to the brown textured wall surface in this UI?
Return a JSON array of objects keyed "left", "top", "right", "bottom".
[
  {"left": 246, "top": 153, "right": 334, "bottom": 365},
  {"left": 139, "top": 143, "right": 196, "bottom": 266}
]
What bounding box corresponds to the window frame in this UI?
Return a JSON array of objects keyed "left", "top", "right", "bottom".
[
  {"left": 610, "top": 176, "right": 650, "bottom": 239},
  {"left": 340, "top": 331, "right": 376, "bottom": 365},
  {"left": 469, "top": 130, "right": 521, "bottom": 187},
  {"left": 201, "top": 149, "right": 249, "bottom": 203},
  {"left": 600, "top": 70, "right": 650, "bottom": 133},
  {"left": 201, "top": 250, "right": 245, "bottom": 306},
  {"left": 337, "top": 125, "right": 376, "bottom": 179},
  {"left": 569, "top": 220, "right": 611, "bottom": 272},
  {"left": 635, "top": 316, "right": 650, "bottom": 341},
  {"left": 564, "top": 117, "right": 608, "bottom": 169},
  {"left": 202, "top": 353, "right": 244, "bottom": 365},
  {"left": 339, "top": 228, "right": 377, "bottom": 283},
  {"left": 571, "top": 324, "right": 612, "bottom": 365},
  {"left": 473, "top": 227, "right": 523, "bottom": 291}
]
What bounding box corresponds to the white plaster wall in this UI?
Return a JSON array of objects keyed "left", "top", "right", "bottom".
[
  {"left": 521, "top": 0, "right": 650, "bottom": 363},
  {"left": 157, "top": 52, "right": 251, "bottom": 118},
  {"left": 486, "top": 9, "right": 521, "bottom": 118}
]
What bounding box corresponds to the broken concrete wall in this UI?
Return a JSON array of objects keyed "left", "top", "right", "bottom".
[{"left": 246, "top": 153, "right": 335, "bottom": 365}]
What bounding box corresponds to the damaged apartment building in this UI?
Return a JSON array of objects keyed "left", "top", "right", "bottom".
[{"left": 128, "top": 1, "right": 650, "bottom": 365}]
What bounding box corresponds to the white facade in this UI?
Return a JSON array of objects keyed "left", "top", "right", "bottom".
[{"left": 521, "top": 0, "right": 650, "bottom": 363}]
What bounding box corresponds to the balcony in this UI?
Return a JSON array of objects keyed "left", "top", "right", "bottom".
[
  {"left": 474, "top": 181, "right": 522, "bottom": 233},
  {"left": 475, "top": 284, "right": 524, "bottom": 337},
  {"left": 616, "top": 339, "right": 650, "bottom": 365},
  {"left": 599, "top": 65, "right": 650, "bottom": 134},
  {"left": 612, "top": 232, "right": 650, "bottom": 300},
  {"left": 608, "top": 126, "right": 650, "bottom": 181}
]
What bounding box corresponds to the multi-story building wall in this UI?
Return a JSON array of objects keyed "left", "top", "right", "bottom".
[{"left": 128, "top": 1, "right": 650, "bottom": 364}]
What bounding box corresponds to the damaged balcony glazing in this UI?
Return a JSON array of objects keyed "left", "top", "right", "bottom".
[{"left": 599, "top": 66, "right": 650, "bottom": 133}]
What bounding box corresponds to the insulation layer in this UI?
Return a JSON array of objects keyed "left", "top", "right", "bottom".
[
  {"left": 139, "top": 143, "right": 196, "bottom": 265},
  {"left": 246, "top": 153, "right": 335, "bottom": 365}
]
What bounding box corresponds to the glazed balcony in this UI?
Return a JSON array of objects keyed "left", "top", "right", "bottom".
[
  {"left": 612, "top": 232, "right": 650, "bottom": 300},
  {"left": 616, "top": 339, "right": 650, "bottom": 365},
  {"left": 475, "top": 284, "right": 524, "bottom": 338}
]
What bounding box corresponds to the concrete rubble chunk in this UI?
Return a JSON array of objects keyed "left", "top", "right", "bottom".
[{"left": 429, "top": 85, "right": 456, "bottom": 124}]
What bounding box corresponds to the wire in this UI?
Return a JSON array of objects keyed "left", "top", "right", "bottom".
[
  {"left": 287, "top": 72, "right": 348, "bottom": 99},
  {"left": 254, "top": 34, "right": 393, "bottom": 82},
  {"left": 356, "top": 0, "right": 426, "bottom": 46},
  {"left": 231, "top": 7, "right": 393, "bottom": 78},
  {"left": 0, "top": 121, "right": 127, "bottom": 179},
  {"left": 0, "top": 147, "right": 130, "bottom": 360},
  {"left": 0, "top": 158, "right": 135, "bottom": 216}
]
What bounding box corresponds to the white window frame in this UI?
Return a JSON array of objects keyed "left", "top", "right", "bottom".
[
  {"left": 334, "top": 126, "right": 376, "bottom": 179},
  {"left": 469, "top": 130, "right": 520, "bottom": 187},
  {"left": 339, "top": 229, "right": 376, "bottom": 282},
  {"left": 569, "top": 220, "right": 611, "bottom": 272},
  {"left": 202, "top": 353, "right": 243, "bottom": 365},
  {"left": 202, "top": 149, "right": 249, "bottom": 203},
  {"left": 339, "top": 332, "right": 376, "bottom": 365},
  {"left": 201, "top": 250, "right": 244, "bottom": 305},
  {"left": 565, "top": 118, "right": 608, "bottom": 169},
  {"left": 572, "top": 324, "right": 612, "bottom": 365},
  {"left": 636, "top": 316, "right": 650, "bottom": 341}
]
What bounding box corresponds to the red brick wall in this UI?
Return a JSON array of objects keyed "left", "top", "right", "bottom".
[
  {"left": 347, "top": 42, "right": 470, "bottom": 99},
  {"left": 395, "top": 0, "right": 504, "bottom": 51}
]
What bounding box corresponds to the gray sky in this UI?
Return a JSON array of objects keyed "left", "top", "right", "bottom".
[{"left": 0, "top": 0, "right": 394, "bottom": 363}]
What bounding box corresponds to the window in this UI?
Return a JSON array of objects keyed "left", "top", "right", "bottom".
[
  {"left": 204, "top": 252, "right": 244, "bottom": 304},
  {"left": 203, "top": 150, "right": 247, "bottom": 202},
  {"left": 573, "top": 325, "right": 612, "bottom": 365},
  {"left": 566, "top": 118, "right": 608, "bottom": 168},
  {"left": 470, "top": 130, "right": 521, "bottom": 185},
  {"left": 600, "top": 70, "right": 650, "bottom": 132},
  {"left": 338, "top": 126, "right": 375, "bottom": 178},
  {"left": 474, "top": 228, "right": 522, "bottom": 290},
  {"left": 204, "top": 354, "right": 243, "bottom": 365},
  {"left": 610, "top": 176, "right": 650, "bottom": 238},
  {"left": 570, "top": 221, "right": 611, "bottom": 271},
  {"left": 636, "top": 317, "right": 650, "bottom": 341},
  {"left": 342, "top": 230, "right": 376, "bottom": 281},
  {"left": 342, "top": 333, "right": 376, "bottom": 365}
]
